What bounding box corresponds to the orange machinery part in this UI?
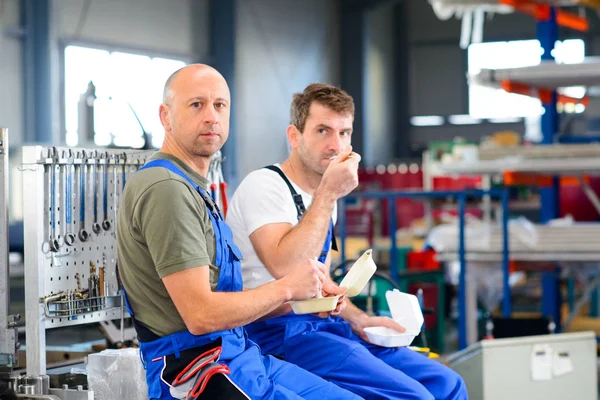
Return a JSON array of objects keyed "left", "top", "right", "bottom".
[
  {"left": 501, "top": 81, "right": 589, "bottom": 107},
  {"left": 500, "top": 0, "right": 589, "bottom": 32},
  {"left": 503, "top": 172, "right": 590, "bottom": 187}
]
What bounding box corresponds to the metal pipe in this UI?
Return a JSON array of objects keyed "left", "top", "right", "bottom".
[
  {"left": 41, "top": 374, "right": 50, "bottom": 394},
  {"left": 25, "top": 375, "right": 43, "bottom": 394},
  {"left": 0, "top": 128, "right": 13, "bottom": 367},
  {"left": 389, "top": 195, "right": 398, "bottom": 283},
  {"left": 502, "top": 187, "right": 511, "bottom": 318},
  {"left": 20, "top": 384, "right": 35, "bottom": 394},
  {"left": 458, "top": 192, "right": 467, "bottom": 350}
]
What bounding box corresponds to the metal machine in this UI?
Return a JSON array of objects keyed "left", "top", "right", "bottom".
[
  {"left": 448, "top": 331, "right": 597, "bottom": 399},
  {"left": 15, "top": 144, "right": 152, "bottom": 399}
]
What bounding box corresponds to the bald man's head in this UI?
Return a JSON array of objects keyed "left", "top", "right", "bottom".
[
  {"left": 162, "top": 64, "right": 227, "bottom": 105},
  {"left": 159, "top": 63, "right": 231, "bottom": 160}
]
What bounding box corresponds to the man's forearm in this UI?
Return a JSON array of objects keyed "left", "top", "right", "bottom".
[
  {"left": 338, "top": 299, "right": 366, "bottom": 324},
  {"left": 188, "top": 280, "right": 292, "bottom": 335},
  {"left": 254, "top": 303, "right": 293, "bottom": 322},
  {"left": 267, "top": 191, "right": 337, "bottom": 277}
]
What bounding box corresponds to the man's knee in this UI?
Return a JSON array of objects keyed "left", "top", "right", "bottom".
[{"left": 443, "top": 368, "right": 468, "bottom": 400}]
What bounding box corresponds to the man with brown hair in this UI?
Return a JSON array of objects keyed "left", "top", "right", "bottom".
[{"left": 227, "top": 83, "right": 468, "bottom": 399}]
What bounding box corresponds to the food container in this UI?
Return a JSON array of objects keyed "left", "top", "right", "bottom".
[
  {"left": 363, "top": 289, "right": 424, "bottom": 347},
  {"left": 289, "top": 249, "right": 377, "bottom": 314},
  {"left": 289, "top": 295, "right": 342, "bottom": 314},
  {"left": 339, "top": 249, "right": 377, "bottom": 297}
]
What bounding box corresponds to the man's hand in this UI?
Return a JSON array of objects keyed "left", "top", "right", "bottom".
[
  {"left": 316, "top": 280, "right": 347, "bottom": 318},
  {"left": 318, "top": 146, "right": 361, "bottom": 201},
  {"left": 349, "top": 314, "right": 406, "bottom": 343},
  {"left": 280, "top": 259, "right": 327, "bottom": 301}
]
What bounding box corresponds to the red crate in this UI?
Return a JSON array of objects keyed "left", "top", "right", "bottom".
[
  {"left": 432, "top": 176, "right": 481, "bottom": 191},
  {"left": 407, "top": 249, "right": 441, "bottom": 271}
]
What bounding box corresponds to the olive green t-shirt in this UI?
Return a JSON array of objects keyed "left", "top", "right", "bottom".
[{"left": 117, "top": 152, "right": 219, "bottom": 337}]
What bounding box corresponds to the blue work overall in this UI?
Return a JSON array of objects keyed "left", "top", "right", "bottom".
[
  {"left": 123, "top": 159, "right": 360, "bottom": 400},
  {"left": 245, "top": 166, "right": 468, "bottom": 400}
]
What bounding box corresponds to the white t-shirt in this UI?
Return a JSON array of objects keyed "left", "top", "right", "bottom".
[{"left": 226, "top": 164, "right": 337, "bottom": 289}]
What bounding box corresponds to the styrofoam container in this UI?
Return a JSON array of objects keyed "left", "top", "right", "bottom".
[
  {"left": 340, "top": 249, "right": 377, "bottom": 297},
  {"left": 364, "top": 327, "right": 418, "bottom": 347},
  {"left": 364, "top": 290, "right": 424, "bottom": 348},
  {"left": 289, "top": 295, "right": 341, "bottom": 314}
]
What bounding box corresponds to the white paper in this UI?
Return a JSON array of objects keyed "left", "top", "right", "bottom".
[
  {"left": 552, "top": 350, "right": 574, "bottom": 377},
  {"left": 531, "top": 344, "right": 553, "bottom": 381}
]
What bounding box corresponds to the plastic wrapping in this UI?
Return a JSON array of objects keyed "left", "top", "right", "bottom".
[
  {"left": 454, "top": 262, "right": 524, "bottom": 313},
  {"left": 87, "top": 348, "right": 147, "bottom": 400},
  {"left": 470, "top": 262, "right": 505, "bottom": 312},
  {"left": 509, "top": 216, "right": 538, "bottom": 249},
  {"left": 426, "top": 221, "right": 491, "bottom": 252},
  {"left": 425, "top": 216, "right": 539, "bottom": 252},
  {"left": 548, "top": 214, "right": 575, "bottom": 227}
]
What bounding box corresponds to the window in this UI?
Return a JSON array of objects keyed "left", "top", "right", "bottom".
[
  {"left": 468, "top": 39, "right": 585, "bottom": 119},
  {"left": 64, "top": 45, "right": 186, "bottom": 148}
]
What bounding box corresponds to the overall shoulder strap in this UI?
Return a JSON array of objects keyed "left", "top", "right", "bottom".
[
  {"left": 263, "top": 165, "right": 306, "bottom": 219},
  {"left": 264, "top": 165, "right": 338, "bottom": 253},
  {"left": 140, "top": 159, "right": 199, "bottom": 189},
  {"left": 140, "top": 159, "right": 222, "bottom": 218}
]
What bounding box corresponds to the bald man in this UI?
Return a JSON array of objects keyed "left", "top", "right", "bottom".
[{"left": 117, "top": 65, "right": 360, "bottom": 400}]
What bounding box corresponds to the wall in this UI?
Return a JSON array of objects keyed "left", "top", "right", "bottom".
[
  {"left": 55, "top": 0, "right": 199, "bottom": 57},
  {"left": 0, "top": 0, "right": 23, "bottom": 147},
  {"left": 366, "top": 2, "right": 396, "bottom": 165},
  {"left": 235, "top": 0, "right": 340, "bottom": 179},
  {"left": 1, "top": 0, "right": 24, "bottom": 222}
]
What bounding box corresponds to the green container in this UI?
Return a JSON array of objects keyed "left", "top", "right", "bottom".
[{"left": 396, "top": 246, "right": 412, "bottom": 274}]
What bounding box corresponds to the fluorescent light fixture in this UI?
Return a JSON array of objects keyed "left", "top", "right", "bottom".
[
  {"left": 560, "top": 86, "right": 586, "bottom": 99},
  {"left": 448, "top": 114, "right": 482, "bottom": 125},
  {"left": 410, "top": 116, "right": 445, "bottom": 126},
  {"left": 488, "top": 117, "right": 522, "bottom": 124}
]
